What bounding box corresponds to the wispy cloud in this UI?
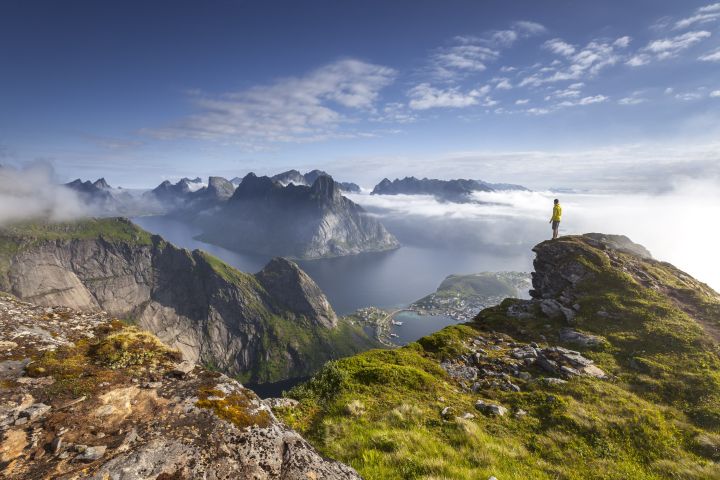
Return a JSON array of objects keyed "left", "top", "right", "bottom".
[
  {"left": 426, "top": 21, "right": 546, "bottom": 81},
  {"left": 699, "top": 47, "right": 720, "bottom": 62},
  {"left": 543, "top": 38, "right": 576, "bottom": 56},
  {"left": 559, "top": 94, "right": 609, "bottom": 107},
  {"left": 674, "top": 3, "right": 720, "bottom": 29},
  {"left": 145, "top": 59, "right": 396, "bottom": 147},
  {"left": 408, "top": 84, "right": 492, "bottom": 110},
  {"left": 520, "top": 37, "right": 628, "bottom": 87},
  {"left": 430, "top": 41, "right": 499, "bottom": 78},
  {"left": 618, "top": 92, "right": 647, "bottom": 105},
  {"left": 629, "top": 30, "right": 712, "bottom": 66},
  {"left": 493, "top": 77, "right": 513, "bottom": 90}
]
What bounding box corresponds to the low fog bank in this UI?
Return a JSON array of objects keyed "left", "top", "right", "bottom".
[
  {"left": 348, "top": 178, "right": 720, "bottom": 291},
  {"left": 0, "top": 164, "right": 88, "bottom": 226}
]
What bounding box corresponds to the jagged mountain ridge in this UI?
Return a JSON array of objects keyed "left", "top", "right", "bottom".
[
  {"left": 0, "top": 293, "right": 361, "bottom": 479},
  {"left": 196, "top": 173, "right": 399, "bottom": 259},
  {"left": 280, "top": 233, "right": 720, "bottom": 479},
  {"left": 371, "top": 176, "right": 529, "bottom": 202},
  {"left": 272, "top": 169, "right": 361, "bottom": 193},
  {"left": 0, "top": 218, "right": 379, "bottom": 383}
]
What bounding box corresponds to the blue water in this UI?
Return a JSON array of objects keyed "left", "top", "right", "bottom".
[
  {"left": 132, "top": 215, "right": 532, "bottom": 315},
  {"left": 391, "top": 311, "right": 460, "bottom": 345}
]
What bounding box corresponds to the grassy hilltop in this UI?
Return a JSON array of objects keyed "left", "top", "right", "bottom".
[{"left": 279, "top": 234, "right": 720, "bottom": 479}]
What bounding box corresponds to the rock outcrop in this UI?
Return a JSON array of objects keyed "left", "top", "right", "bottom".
[
  {"left": 256, "top": 258, "right": 338, "bottom": 329},
  {"left": 0, "top": 294, "right": 360, "bottom": 479},
  {"left": 197, "top": 173, "right": 399, "bottom": 259},
  {"left": 0, "top": 218, "right": 378, "bottom": 383}
]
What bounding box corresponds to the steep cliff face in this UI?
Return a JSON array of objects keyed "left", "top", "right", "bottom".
[
  {"left": 0, "top": 218, "right": 378, "bottom": 383},
  {"left": 280, "top": 234, "right": 720, "bottom": 479},
  {"left": 0, "top": 294, "right": 361, "bottom": 479},
  {"left": 198, "top": 173, "right": 399, "bottom": 259}
]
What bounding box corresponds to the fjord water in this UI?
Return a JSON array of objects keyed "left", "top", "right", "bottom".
[{"left": 133, "top": 215, "right": 532, "bottom": 332}]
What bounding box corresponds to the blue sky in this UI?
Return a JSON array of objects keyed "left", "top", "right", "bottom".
[{"left": 1, "top": 0, "right": 719, "bottom": 189}]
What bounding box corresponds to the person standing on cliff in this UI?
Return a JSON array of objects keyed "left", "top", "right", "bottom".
[{"left": 550, "top": 198, "right": 562, "bottom": 239}]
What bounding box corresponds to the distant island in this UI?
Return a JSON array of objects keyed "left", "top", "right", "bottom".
[{"left": 371, "top": 176, "right": 529, "bottom": 203}]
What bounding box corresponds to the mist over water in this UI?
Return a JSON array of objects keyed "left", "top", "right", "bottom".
[{"left": 349, "top": 177, "right": 720, "bottom": 292}]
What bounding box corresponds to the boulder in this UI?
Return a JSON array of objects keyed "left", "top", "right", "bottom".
[{"left": 475, "top": 400, "right": 508, "bottom": 416}]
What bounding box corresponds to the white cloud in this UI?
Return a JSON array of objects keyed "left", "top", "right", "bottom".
[
  {"left": 426, "top": 21, "right": 546, "bottom": 80},
  {"left": 711, "top": 90, "right": 720, "bottom": 98},
  {"left": 515, "top": 98, "right": 530, "bottom": 105},
  {"left": 526, "top": 107, "right": 550, "bottom": 115},
  {"left": 520, "top": 39, "right": 623, "bottom": 86},
  {"left": 0, "top": 164, "right": 88, "bottom": 225},
  {"left": 490, "top": 30, "right": 518, "bottom": 47},
  {"left": 408, "top": 83, "right": 486, "bottom": 110},
  {"left": 145, "top": 59, "right": 396, "bottom": 146},
  {"left": 493, "top": 77, "right": 513, "bottom": 89},
  {"left": 543, "top": 38, "right": 576, "bottom": 56},
  {"left": 699, "top": 3, "right": 720, "bottom": 13},
  {"left": 674, "top": 3, "right": 720, "bottom": 29},
  {"left": 513, "top": 20, "right": 547, "bottom": 35},
  {"left": 644, "top": 30, "right": 712, "bottom": 59},
  {"left": 676, "top": 91, "right": 704, "bottom": 101},
  {"left": 618, "top": 95, "right": 647, "bottom": 105},
  {"left": 553, "top": 88, "right": 582, "bottom": 99},
  {"left": 626, "top": 54, "right": 651, "bottom": 67},
  {"left": 559, "top": 94, "right": 609, "bottom": 107},
  {"left": 430, "top": 43, "right": 499, "bottom": 77},
  {"left": 374, "top": 102, "right": 418, "bottom": 123},
  {"left": 699, "top": 47, "right": 720, "bottom": 61},
  {"left": 613, "top": 36, "right": 632, "bottom": 48}
]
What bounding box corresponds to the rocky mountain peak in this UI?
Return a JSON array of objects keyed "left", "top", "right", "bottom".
[
  {"left": 255, "top": 257, "right": 338, "bottom": 328},
  {"left": 206, "top": 176, "right": 235, "bottom": 200},
  {"left": 309, "top": 174, "right": 340, "bottom": 202},
  {"left": 231, "top": 173, "right": 279, "bottom": 200},
  {"left": 92, "top": 178, "right": 111, "bottom": 190}
]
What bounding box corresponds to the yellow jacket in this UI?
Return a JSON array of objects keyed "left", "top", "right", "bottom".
[{"left": 551, "top": 204, "right": 562, "bottom": 222}]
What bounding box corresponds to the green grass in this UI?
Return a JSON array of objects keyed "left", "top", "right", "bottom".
[
  {"left": 0, "top": 217, "right": 154, "bottom": 245},
  {"left": 249, "top": 314, "right": 382, "bottom": 383},
  {"left": 280, "top": 235, "right": 720, "bottom": 479}
]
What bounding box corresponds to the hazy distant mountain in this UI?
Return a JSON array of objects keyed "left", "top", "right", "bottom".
[
  {"left": 65, "top": 177, "right": 114, "bottom": 202},
  {"left": 197, "top": 173, "right": 398, "bottom": 258},
  {"left": 272, "top": 169, "right": 361, "bottom": 193},
  {"left": 371, "top": 176, "right": 528, "bottom": 202},
  {"left": 65, "top": 177, "right": 151, "bottom": 215}
]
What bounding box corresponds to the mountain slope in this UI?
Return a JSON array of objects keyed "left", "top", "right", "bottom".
[
  {"left": 0, "top": 218, "right": 379, "bottom": 383},
  {"left": 197, "top": 173, "right": 398, "bottom": 259},
  {"left": 0, "top": 293, "right": 360, "bottom": 479},
  {"left": 279, "top": 234, "right": 720, "bottom": 479}
]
